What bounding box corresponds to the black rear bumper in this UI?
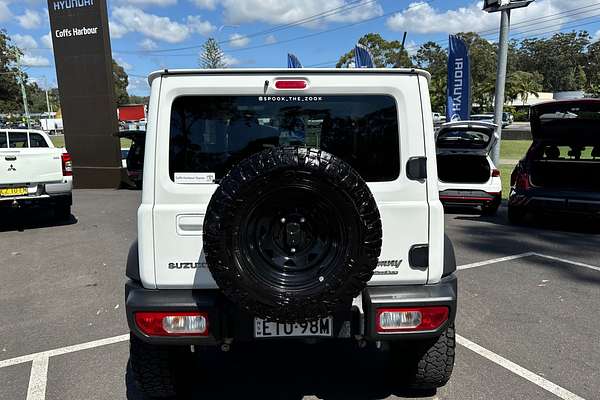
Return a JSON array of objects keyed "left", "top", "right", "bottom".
[
  {"left": 125, "top": 274, "right": 457, "bottom": 345},
  {"left": 0, "top": 193, "right": 71, "bottom": 208},
  {"left": 509, "top": 190, "right": 600, "bottom": 216}
]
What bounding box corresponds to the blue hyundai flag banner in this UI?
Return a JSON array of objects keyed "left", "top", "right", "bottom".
[
  {"left": 446, "top": 35, "right": 471, "bottom": 122},
  {"left": 355, "top": 43, "right": 374, "bottom": 68},
  {"left": 287, "top": 53, "right": 303, "bottom": 68}
]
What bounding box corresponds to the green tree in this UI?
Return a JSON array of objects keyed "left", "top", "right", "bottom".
[
  {"left": 412, "top": 41, "right": 448, "bottom": 112},
  {"left": 48, "top": 88, "right": 61, "bottom": 112},
  {"left": 506, "top": 71, "right": 543, "bottom": 105},
  {"left": 587, "top": 84, "right": 600, "bottom": 98},
  {"left": 517, "top": 32, "right": 590, "bottom": 91},
  {"left": 112, "top": 59, "right": 130, "bottom": 105},
  {"left": 336, "top": 33, "right": 412, "bottom": 68},
  {"left": 26, "top": 82, "right": 49, "bottom": 113},
  {"left": 200, "top": 38, "right": 226, "bottom": 69},
  {"left": 507, "top": 39, "right": 523, "bottom": 75},
  {"left": 22, "top": 82, "right": 60, "bottom": 114},
  {"left": 0, "top": 29, "right": 25, "bottom": 113},
  {"left": 129, "top": 95, "right": 150, "bottom": 105},
  {"left": 585, "top": 40, "right": 600, "bottom": 91}
]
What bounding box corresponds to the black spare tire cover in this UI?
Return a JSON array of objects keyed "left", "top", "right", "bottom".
[{"left": 203, "top": 147, "right": 382, "bottom": 322}]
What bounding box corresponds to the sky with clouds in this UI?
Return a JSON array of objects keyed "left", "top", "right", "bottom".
[{"left": 2, "top": 0, "right": 600, "bottom": 95}]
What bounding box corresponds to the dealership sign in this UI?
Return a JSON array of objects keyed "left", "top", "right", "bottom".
[
  {"left": 47, "top": 0, "right": 122, "bottom": 188},
  {"left": 52, "top": 0, "right": 94, "bottom": 11}
]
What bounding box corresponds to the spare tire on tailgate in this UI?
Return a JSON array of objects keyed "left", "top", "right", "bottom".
[{"left": 203, "top": 147, "right": 382, "bottom": 322}]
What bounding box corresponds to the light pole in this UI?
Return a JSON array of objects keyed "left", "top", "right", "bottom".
[
  {"left": 483, "top": 0, "right": 534, "bottom": 166},
  {"left": 42, "top": 76, "right": 53, "bottom": 116},
  {"left": 16, "top": 58, "right": 31, "bottom": 129}
]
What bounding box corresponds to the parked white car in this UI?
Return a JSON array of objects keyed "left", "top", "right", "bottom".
[
  {"left": 471, "top": 113, "right": 511, "bottom": 128},
  {"left": 0, "top": 129, "right": 73, "bottom": 219},
  {"left": 436, "top": 121, "right": 502, "bottom": 215}
]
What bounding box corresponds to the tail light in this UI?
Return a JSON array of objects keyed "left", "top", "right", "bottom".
[
  {"left": 491, "top": 168, "right": 500, "bottom": 177},
  {"left": 135, "top": 312, "right": 209, "bottom": 336},
  {"left": 274, "top": 80, "right": 308, "bottom": 90},
  {"left": 61, "top": 153, "right": 73, "bottom": 176},
  {"left": 513, "top": 170, "right": 530, "bottom": 191},
  {"left": 376, "top": 307, "right": 449, "bottom": 333}
]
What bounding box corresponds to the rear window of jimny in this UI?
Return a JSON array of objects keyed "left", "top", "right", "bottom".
[{"left": 168, "top": 95, "right": 400, "bottom": 182}]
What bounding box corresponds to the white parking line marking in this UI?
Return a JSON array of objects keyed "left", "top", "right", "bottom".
[
  {"left": 457, "top": 252, "right": 600, "bottom": 274},
  {"left": 0, "top": 334, "right": 129, "bottom": 369},
  {"left": 532, "top": 253, "right": 600, "bottom": 273},
  {"left": 457, "top": 335, "right": 586, "bottom": 400},
  {"left": 26, "top": 356, "right": 48, "bottom": 400},
  {"left": 458, "top": 252, "right": 535, "bottom": 270}
]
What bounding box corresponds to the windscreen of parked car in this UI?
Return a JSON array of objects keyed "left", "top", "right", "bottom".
[
  {"left": 436, "top": 128, "right": 492, "bottom": 150},
  {"left": 169, "top": 95, "right": 400, "bottom": 182}
]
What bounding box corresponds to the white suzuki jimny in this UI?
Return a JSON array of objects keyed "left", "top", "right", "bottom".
[{"left": 125, "top": 68, "right": 457, "bottom": 397}]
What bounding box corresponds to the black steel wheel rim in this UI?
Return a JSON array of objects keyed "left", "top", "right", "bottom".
[{"left": 236, "top": 182, "right": 349, "bottom": 292}]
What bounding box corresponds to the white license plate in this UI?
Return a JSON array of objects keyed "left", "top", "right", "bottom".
[{"left": 254, "top": 317, "right": 333, "bottom": 338}]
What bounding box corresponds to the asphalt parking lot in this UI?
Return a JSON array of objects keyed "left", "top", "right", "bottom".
[{"left": 1, "top": 190, "right": 599, "bottom": 400}]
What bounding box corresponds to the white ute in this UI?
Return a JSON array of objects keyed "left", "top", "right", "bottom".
[
  {"left": 0, "top": 129, "right": 73, "bottom": 219},
  {"left": 125, "top": 69, "right": 458, "bottom": 398}
]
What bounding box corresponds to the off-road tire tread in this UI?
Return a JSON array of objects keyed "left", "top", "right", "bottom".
[
  {"left": 412, "top": 324, "right": 455, "bottom": 388},
  {"left": 391, "top": 324, "right": 455, "bottom": 389},
  {"left": 129, "top": 334, "right": 187, "bottom": 398}
]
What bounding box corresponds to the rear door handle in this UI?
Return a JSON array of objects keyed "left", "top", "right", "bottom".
[
  {"left": 176, "top": 214, "right": 205, "bottom": 236},
  {"left": 5, "top": 156, "right": 16, "bottom": 161}
]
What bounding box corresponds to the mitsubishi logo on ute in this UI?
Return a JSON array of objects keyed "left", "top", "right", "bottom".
[{"left": 7, "top": 164, "right": 16, "bottom": 172}]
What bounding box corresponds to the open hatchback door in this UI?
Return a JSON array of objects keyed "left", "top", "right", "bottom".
[
  {"left": 530, "top": 99, "right": 600, "bottom": 144},
  {"left": 436, "top": 121, "right": 497, "bottom": 156}
]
